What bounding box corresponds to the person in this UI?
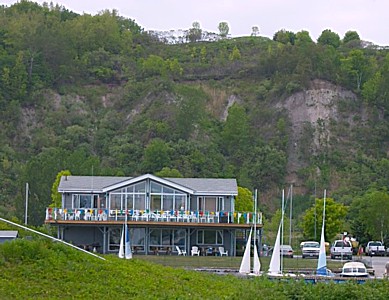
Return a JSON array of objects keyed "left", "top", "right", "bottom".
[{"left": 357, "top": 245, "right": 363, "bottom": 257}]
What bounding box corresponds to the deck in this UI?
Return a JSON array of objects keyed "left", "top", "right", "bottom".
[{"left": 45, "top": 208, "right": 261, "bottom": 229}]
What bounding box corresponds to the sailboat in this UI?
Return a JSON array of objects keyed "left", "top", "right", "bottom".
[
  {"left": 268, "top": 223, "right": 282, "bottom": 276},
  {"left": 268, "top": 189, "right": 290, "bottom": 277},
  {"left": 316, "top": 190, "right": 327, "bottom": 276},
  {"left": 118, "top": 205, "right": 132, "bottom": 260},
  {"left": 118, "top": 226, "right": 125, "bottom": 258},
  {"left": 239, "top": 190, "right": 261, "bottom": 275}
]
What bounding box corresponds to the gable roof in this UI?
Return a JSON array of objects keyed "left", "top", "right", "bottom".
[{"left": 58, "top": 174, "right": 238, "bottom": 196}]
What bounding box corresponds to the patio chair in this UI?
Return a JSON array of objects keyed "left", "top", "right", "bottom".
[
  {"left": 176, "top": 246, "right": 187, "bottom": 256},
  {"left": 191, "top": 246, "right": 200, "bottom": 256},
  {"left": 218, "top": 246, "right": 228, "bottom": 256}
]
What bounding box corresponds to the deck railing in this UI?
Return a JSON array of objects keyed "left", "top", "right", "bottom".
[{"left": 45, "top": 208, "right": 262, "bottom": 225}]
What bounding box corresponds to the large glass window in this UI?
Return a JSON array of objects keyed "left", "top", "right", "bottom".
[
  {"left": 134, "top": 194, "right": 145, "bottom": 210},
  {"left": 134, "top": 182, "right": 145, "bottom": 193},
  {"left": 108, "top": 228, "right": 121, "bottom": 251},
  {"left": 72, "top": 194, "right": 98, "bottom": 209},
  {"left": 108, "top": 180, "right": 187, "bottom": 211},
  {"left": 110, "top": 181, "right": 146, "bottom": 210},
  {"left": 175, "top": 195, "right": 186, "bottom": 210},
  {"left": 131, "top": 228, "right": 146, "bottom": 251},
  {"left": 108, "top": 227, "right": 145, "bottom": 252},
  {"left": 150, "top": 181, "right": 187, "bottom": 211},
  {"left": 110, "top": 194, "right": 121, "bottom": 210},
  {"left": 151, "top": 182, "right": 162, "bottom": 193},
  {"left": 173, "top": 229, "right": 186, "bottom": 246},
  {"left": 197, "top": 230, "right": 223, "bottom": 245},
  {"left": 163, "top": 195, "right": 173, "bottom": 211},
  {"left": 151, "top": 195, "right": 161, "bottom": 211},
  {"left": 149, "top": 228, "right": 186, "bottom": 248}
]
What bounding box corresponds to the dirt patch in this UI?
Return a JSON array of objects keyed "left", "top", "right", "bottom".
[{"left": 278, "top": 79, "right": 357, "bottom": 184}]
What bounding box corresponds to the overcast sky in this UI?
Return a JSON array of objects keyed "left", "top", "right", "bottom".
[{"left": 3, "top": 0, "right": 388, "bottom": 46}]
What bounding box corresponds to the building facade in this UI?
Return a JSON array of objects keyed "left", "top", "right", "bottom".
[{"left": 45, "top": 174, "right": 262, "bottom": 256}]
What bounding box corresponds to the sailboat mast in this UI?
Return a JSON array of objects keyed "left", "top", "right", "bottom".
[
  {"left": 254, "top": 189, "right": 257, "bottom": 249},
  {"left": 323, "top": 189, "right": 326, "bottom": 228},
  {"left": 281, "top": 189, "right": 284, "bottom": 274},
  {"left": 289, "top": 184, "right": 293, "bottom": 246}
]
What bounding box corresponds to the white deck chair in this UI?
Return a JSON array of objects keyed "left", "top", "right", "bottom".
[
  {"left": 191, "top": 246, "right": 200, "bottom": 256},
  {"left": 219, "top": 246, "right": 228, "bottom": 256},
  {"left": 176, "top": 246, "right": 187, "bottom": 256}
]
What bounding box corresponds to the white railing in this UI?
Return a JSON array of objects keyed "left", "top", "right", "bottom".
[{"left": 45, "top": 208, "right": 262, "bottom": 225}]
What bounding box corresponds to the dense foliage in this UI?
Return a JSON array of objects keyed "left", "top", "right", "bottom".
[
  {"left": 1, "top": 239, "right": 389, "bottom": 299},
  {"left": 0, "top": 1, "right": 388, "bottom": 246}
]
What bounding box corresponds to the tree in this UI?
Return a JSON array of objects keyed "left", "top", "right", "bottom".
[
  {"left": 245, "top": 145, "right": 287, "bottom": 191},
  {"left": 341, "top": 49, "right": 372, "bottom": 91},
  {"left": 187, "top": 21, "right": 202, "bottom": 42},
  {"left": 349, "top": 190, "right": 389, "bottom": 244},
  {"left": 295, "top": 30, "right": 313, "bottom": 46},
  {"left": 273, "top": 29, "right": 295, "bottom": 45},
  {"left": 317, "top": 29, "right": 340, "bottom": 48},
  {"left": 142, "top": 139, "right": 171, "bottom": 173},
  {"left": 51, "top": 170, "right": 71, "bottom": 207},
  {"left": 235, "top": 187, "right": 254, "bottom": 212},
  {"left": 264, "top": 209, "right": 291, "bottom": 246},
  {"left": 301, "top": 197, "right": 348, "bottom": 241},
  {"left": 362, "top": 53, "right": 389, "bottom": 110},
  {"left": 229, "top": 46, "right": 241, "bottom": 61},
  {"left": 155, "top": 167, "right": 183, "bottom": 178},
  {"left": 251, "top": 26, "right": 259, "bottom": 36},
  {"left": 218, "top": 22, "right": 229, "bottom": 38},
  {"left": 343, "top": 30, "right": 360, "bottom": 45},
  {"left": 141, "top": 55, "right": 167, "bottom": 77},
  {"left": 221, "top": 103, "right": 250, "bottom": 158}
]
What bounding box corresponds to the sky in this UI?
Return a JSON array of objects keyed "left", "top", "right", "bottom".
[{"left": 3, "top": 0, "right": 389, "bottom": 46}]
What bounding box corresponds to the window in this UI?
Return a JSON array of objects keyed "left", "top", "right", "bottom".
[
  {"left": 151, "top": 195, "right": 161, "bottom": 211},
  {"left": 175, "top": 195, "right": 185, "bottom": 210},
  {"left": 108, "top": 227, "right": 146, "bottom": 252},
  {"left": 204, "top": 196, "right": 217, "bottom": 211},
  {"left": 149, "top": 229, "right": 186, "bottom": 248},
  {"left": 196, "top": 230, "right": 223, "bottom": 245},
  {"left": 110, "top": 194, "right": 121, "bottom": 210},
  {"left": 163, "top": 195, "right": 173, "bottom": 211},
  {"left": 134, "top": 194, "right": 145, "bottom": 210},
  {"left": 108, "top": 228, "right": 121, "bottom": 251},
  {"left": 217, "top": 197, "right": 224, "bottom": 211},
  {"left": 151, "top": 182, "right": 162, "bottom": 193},
  {"left": 72, "top": 194, "right": 98, "bottom": 209},
  {"left": 224, "top": 197, "right": 232, "bottom": 211}
]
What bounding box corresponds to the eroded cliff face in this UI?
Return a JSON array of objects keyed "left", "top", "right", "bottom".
[{"left": 278, "top": 79, "right": 360, "bottom": 188}]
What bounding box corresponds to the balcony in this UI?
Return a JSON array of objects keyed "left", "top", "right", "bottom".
[{"left": 45, "top": 208, "right": 262, "bottom": 225}]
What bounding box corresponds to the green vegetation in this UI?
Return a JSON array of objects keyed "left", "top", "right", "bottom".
[
  {"left": 0, "top": 2, "right": 388, "bottom": 247},
  {"left": 1, "top": 239, "right": 389, "bottom": 299}
]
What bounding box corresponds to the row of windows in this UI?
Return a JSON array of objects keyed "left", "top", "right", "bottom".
[
  {"left": 108, "top": 228, "right": 223, "bottom": 251},
  {"left": 69, "top": 180, "right": 232, "bottom": 211},
  {"left": 71, "top": 193, "right": 229, "bottom": 212}
]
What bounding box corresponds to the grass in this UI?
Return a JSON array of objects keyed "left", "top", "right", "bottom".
[
  {"left": 1, "top": 239, "right": 389, "bottom": 299},
  {"left": 134, "top": 254, "right": 345, "bottom": 273}
]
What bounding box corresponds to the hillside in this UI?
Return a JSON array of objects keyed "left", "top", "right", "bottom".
[{"left": 0, "top": 2, "right": 388, "bottom": 232}]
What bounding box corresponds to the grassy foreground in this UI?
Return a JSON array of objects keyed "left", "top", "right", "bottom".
[{"left": 1, "top": 239, "right": 389, "bottom": 299}]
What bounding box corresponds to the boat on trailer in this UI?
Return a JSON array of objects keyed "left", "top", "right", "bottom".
[{"left": 340, "top": 262, "right": 369, "bottom": 278}]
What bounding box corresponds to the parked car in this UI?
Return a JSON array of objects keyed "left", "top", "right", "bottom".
[
  {"left": 330, "top": 240, "right": 352, "bottom": 260},
  {"left": 302, "top": 241, "right": 320, "bottom": 259},
  {"left": 365, "top": 241, "right": 386, "bottom": 256},
  {"left": 280, "top": 245, "right": 294, "bottom": 258}
]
